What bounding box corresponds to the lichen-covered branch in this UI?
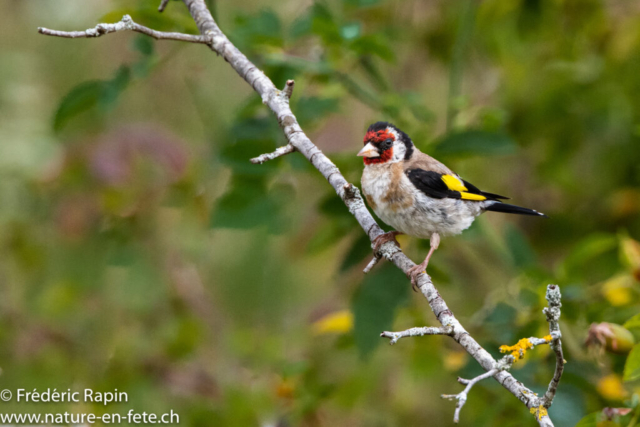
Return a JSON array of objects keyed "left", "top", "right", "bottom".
[
  {"left": 411, "top": 286, "right": 563, "bottom": 425},
  {"left": 38, "top": 2, "right": 563, "bottom": 424},
  {"left": 542, "top": 285, "right": 564, "bottom": 408},
  {"left": 499, "top": 334, "right": 557, "bottom": 361}
]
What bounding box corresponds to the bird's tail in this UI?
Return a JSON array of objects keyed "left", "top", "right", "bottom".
[{"left": 485, "top": 202, "right": 547, "bottom": 217}]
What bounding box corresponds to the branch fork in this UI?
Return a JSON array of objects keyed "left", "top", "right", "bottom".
[
  {"left": 441, "top": 369, "right": 498, "bottom": 423},
  {"left": 250, "top": 80, "right": 297, "bottom": 164}
]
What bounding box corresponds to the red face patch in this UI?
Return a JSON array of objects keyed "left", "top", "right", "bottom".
[
  {"left": 363, "top": 129, "right": 395, "bottom": 165},
  {"left": 363, "top": 129, "right": 395, "bottom": 145},
  {"left": 363, "top": 147, "right": 393, "bottom": 165}
]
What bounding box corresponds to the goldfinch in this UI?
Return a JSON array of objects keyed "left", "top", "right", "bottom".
[{"left": 358, "top": 122, "right": 546, "bottom": 287}]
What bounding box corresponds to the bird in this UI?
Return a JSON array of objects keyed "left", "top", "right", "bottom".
[{"left": 357, "top": 121, "right": 546, "bottom": 288}]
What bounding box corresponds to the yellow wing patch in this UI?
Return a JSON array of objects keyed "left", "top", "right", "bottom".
[
  {"left": 441, "top": 175, "right": 487, "bottom": 201},
  {"left": 441, "top": 174, "right": 467, "bottom": 192},
  {"left": 460, "top": 192, "right": 487, "bottom": 201}
]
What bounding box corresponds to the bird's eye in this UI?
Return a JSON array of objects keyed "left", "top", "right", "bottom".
[{"left": 383, "top": 138, "right": 393, "bottom": 148}]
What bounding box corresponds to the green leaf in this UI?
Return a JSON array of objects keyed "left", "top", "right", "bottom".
[
  {"left": 211, "top": 175, "right": 293, "bottom": 234},
  {"left": 294, "top": 96, "right": 339, "bottom": 128},
  {"left": 99, "top": 66, "right": 131, "bottom": 108},
  {"left": 306, "top": 222, "right": 349, "bottom": 254},
  {"left": 233, "top": 9, "right": 283, "bottom": 48},
  {"left": 624, "top": 344, "right": 640, "bottom": 382},
  {"left": 349, "top": 35, "right": 395, "bottom": 62},
  {"left": 340, "top": 234, "right": 372, "bottom": 272},
  {"left": 358, "top": 56, "right": 390, "bottom": 91},
  {"left": 132, "top": 35, "right": 155, "bottom": 56},
  {"left": 219, "top": 117, "right": 283, "bottom": 174},
  {"left": 289, "top": 11, "right": 313, "bottom": 40},
  {"left": 624, "top": 314, "right": 640, "bottom": 330},
  {"left": 352, "top": 264, "right": 409, "bottom": 358},
  {"left": 310, "top": 3, "right": 341, "bottom": 44},
  {"left": 562, "top": 233, "right": 618, "bottom": 276},
  {"left": 505, "top": 224, "right": 537, "bottom": 268},
  {"left": 431, "top": 130, "right": 517, "bottom": 158},
  {"left": 53, "top": 66, "right": 131, "bottom": 133},
  {"left": 53, "top": 81, "right": 105, "bottom": 133},
  {"left": 573, "top": 412, "right": 599, "bottom": 427}
]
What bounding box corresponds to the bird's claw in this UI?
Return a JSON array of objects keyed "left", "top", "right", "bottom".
[
  {"left": 407, "top": 263, "right": 428, "bottom": 292},
  {"left": 372, "top": 231, "right": 402, "bottom": 253}
]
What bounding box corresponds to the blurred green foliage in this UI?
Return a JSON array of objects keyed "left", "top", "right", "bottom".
[{"left": 2, "top": 0, "right": 640, "bottom": 425}]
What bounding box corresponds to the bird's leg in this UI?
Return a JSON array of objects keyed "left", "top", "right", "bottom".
[
  {"left": 372, "top": 231, "right": 403, "bottom": 253},
  {"left": 407, "top": 233, "right": 440, "bottom": 291}
]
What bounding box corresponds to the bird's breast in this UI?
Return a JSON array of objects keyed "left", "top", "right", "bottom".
[{"left": 361, "top": 163, "right": 414, "bottom": 216}]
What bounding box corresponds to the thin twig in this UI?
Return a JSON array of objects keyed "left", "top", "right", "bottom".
[
  {"left": 250, "top": 144, "right": 295, "bottom": 164},
  {"left": 38, "top": 15, "right": 209, "bottom": 44},
  {"left": 542, "top": 285, "right": 564, "bottom": 408},
  {"left": 363, "top": 255, "right": 380, "bottom": 273},
  {"left": 283, "top": 79, "right": 295, "bottom": 99},
  {"left": 158, "top": 0, "right": 171, "bottom": 12},
  {"left": 442, "top": 369, "right": 498, "bottom": 423},
  {"left": 381, "top": 326, "right": 454, "bottom": 345}
]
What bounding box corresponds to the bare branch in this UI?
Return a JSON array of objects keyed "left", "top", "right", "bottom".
[
  {"left": 38, "top": 15, "right": 209, "bottom": 44},
  {"left": 381, "top": 325, "right": 454, "bottom": 345},
  {"left": 542, "top": 285, "right": 564, "bottom": 408},
  {"left": 442, "top": 369, "right": 498, "bottom": 423},
  {"left": 158, "top": 0, "right": 171, "bottom": 12},
  {"left": 250, "top": 144, "right": 295, "bottom": 164}
]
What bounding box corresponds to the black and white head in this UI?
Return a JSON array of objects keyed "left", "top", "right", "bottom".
[{"left": 357, "top": 122, "right": 414, "bottom": 165}]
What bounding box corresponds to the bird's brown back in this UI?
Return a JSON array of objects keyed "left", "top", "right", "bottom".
[{"left": 402, "top": 149, "right": 455, "bottom": 176}]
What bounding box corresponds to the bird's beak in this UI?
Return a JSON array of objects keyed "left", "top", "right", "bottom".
[{"left": 357, "top": 142, "right": 380, "bottom": 158}]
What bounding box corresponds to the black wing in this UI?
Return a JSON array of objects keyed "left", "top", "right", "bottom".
[
  {"left": 405, "top": 169, "right": 508, "bottom": 201},
  {"left": 462, "top": 180, "right": 509, "bottom": 200}
]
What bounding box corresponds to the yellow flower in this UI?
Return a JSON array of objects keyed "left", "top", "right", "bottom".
[
  {"left": 275, "top": 378, "right": 295, "bottom": 399},
  {"left": 602, "top": 274, "right": 634, "bottom": 306},
  {"left": 312, "top": 310, "right": 353, "bottom": 335},
  {"left": 597, "top": 374, "right": 628, "bottom": 400}
]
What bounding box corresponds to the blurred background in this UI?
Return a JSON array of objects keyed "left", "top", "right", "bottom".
[{"left": 1, "top": 0, "right": 640, "bottom": 425}]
